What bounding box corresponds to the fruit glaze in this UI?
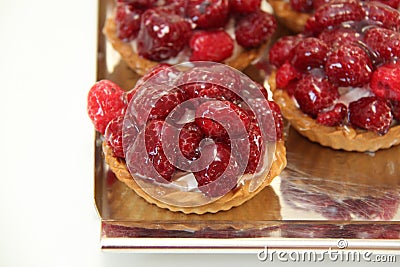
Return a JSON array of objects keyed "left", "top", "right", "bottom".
[
  {"left": 88, "top": 62, "right": 286, "bottom": 213},
  {"left": 268, "top": 0, "right": 400, "bottom": 151}
]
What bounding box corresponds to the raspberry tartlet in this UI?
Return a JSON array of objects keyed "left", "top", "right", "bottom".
[
  {"left": 88, "top": 62, "right": 286, "bottom": 214},
  {"left": 269, "top": 0, "right": 400, "bottom": 33},
  {"left": 268, "top": 1, "right": 400, "bottom": 151},
  {"left": 103, "top": 0, "right": 277, "bottom": 75}
]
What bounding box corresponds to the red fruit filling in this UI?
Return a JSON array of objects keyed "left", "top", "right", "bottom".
[
  {"left": 230, "top": 0, "right": 261, "bottom": 14},
  {"left": 186, "top": 0, "right": 230, "bottom": 29},
  {"left": 189, "top": 30, "right": 234, "bottom": 62}
]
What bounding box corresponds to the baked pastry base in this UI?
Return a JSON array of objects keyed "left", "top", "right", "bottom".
[
  {"left": 103, "top": 140, "right": 287, "bottom": 214},
  {"left": 268, "top": 0, "right": 310, "bottom": 33},
  {"left": 103, "top": 16, "right": 270, "bottom": 76},
  {"left": 269, "top": 72, "right": 400, "bottom": 152}
]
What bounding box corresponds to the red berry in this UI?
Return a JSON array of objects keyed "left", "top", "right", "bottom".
[
  {"left": 230, "top": 0, "right": 261, "bottom": 13},
  {"left": 148, "top": 88, "right": 187, "bottom": 122},
  {"left": 391, "top": 101, "right": 400, "bottom": 121},
  {"left": 189, "top": 30, "right": 234, "bottom": 62},
  {"left": 306, "top": 1, "right": 365, "bottom": 34},
  {"left": 135, "top": 63, "right": 174, "bottom": 89},
  {"left": 115, "top": 3, "right": 143, "bottom": 41},
  {"left": 325, "top": 43, "right": 373, "bottom": 87},
  {"left": 275, "top": 62, "right": 301, "bottom": 89},
  {"left": 195, "top": 100, "right": 251, "bottom": 138},
  {"left": 318, "top": 27, "right": 361, "bottom": 47},
  {"left": 349, "top": 96, "right": 392, "bottom": 135},
  {"left": 87, "top": 80, "right": 126, "bottom": 134},
  {"left": 104, "top": 115, "right": 125, "bottom": 158},
  {"left": 364, "top": 2, "right": 400, "bottom": 32},
  {"left": 152, "top": 150, "right": 176, "bottom": 181},
  {"left": 290, "top": 0, "right": 313, "bottom": 12},
  {"left": 235, "top": 11, "right": 277, "bottom": 48},
  {"left": 245, "top": 122, "right": 263, "bottom": 174},
  {"left": 198, "top": 84, "right": 240, "bottom": 102},
  {"left": 370, "top": 62, "right": 400, "bottom": 101},
  {"left": 269, "top": 35, "right": 303, "bottom": 68},
  {"left": 294, "top": 74, "right": 339, "bottom": 117},
  {"left": 116, "top": 0, "right": 156, "bottom": 8},
  {"left": 186, "top": 0, "right": 229, "bottom": 29},
  {"left": 316, "top": 103, "right": 348, "bottom": 127},
  {"left": 194, "top": 142, "right": 238, "bottom": 197},
  {"left": 269, "top": 100, "right": 284, "bottom": 140},
  {"left": 364, "top": 27, "right": 400, "bottom": 63},
  {"left": 137, "top": 7, "right": 191, "bottom": 61},
  {"left": 372, "top": 0, "right": 400, "bottom": 9},
  {"left": 179, "top": 122, "right": 204, "bottom": 160},
  {"left": 290, "top": 37, "right": 329, "bottom": 71}
]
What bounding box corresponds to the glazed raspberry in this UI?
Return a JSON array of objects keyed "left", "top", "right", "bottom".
[
  {"left": 349, "top": 96, "right": 392, "bottom": 135},
  {"left": 290, "top": 37, "right": 329, "bottom": 71},
  {"left": 148, "top": 88, "right": 187, "bottom": 122},
  {"left": 164, "top": 0, "right": 188, "bottom": 16},
  {"left": 391, "top": 101, "right": 400, "bottom": 121},
  {"left": 318, "top": 27, "right": 361, "bottom": 47},
  {"left": 316, "top": 103, "right": 348, "bottom": 127},
  {"left": 104, "top": 115, "right": 125, "bottom": 158},
  {"left": 370, "top": 62, "right": 400, "bottom": 101},
  {"left": 245, "top": 122, "right": 263, "bottom": 174},
  {"left": 137, "top": 7, "right": 191, "bottom": 61},
  {"left": 195, "top": 100, "right": 251, "bottom": 138},
  {"left": 364, "top": 2, "right": 400, "bottom": 32},
  {"left": 275, "top": 62, "right": 301, "bottom": 89},
  {"left": 269, "top": 35, "right": 303, "bottom": 68},
  {"left": 194, "top": 142, "right": 238, "bottom": 197},
  {"left": 235, "top": 11, "right": 277, "bottom": 48},
  {"left": 269, "top": 100, "right": 284, "bottom": 140},
  {"left": 364, "top": 27, "right": 400, "bottom": 63},
  {"left": 179, "top": 122, "right": 204, "bottom": 160},
  {"left": 152, "top": 150, "right": 176, "bottom": 181},
  {"left": 198, "top": 84, "right": 240, "bottom": 102},
  {"left": 306, "top": 1, "right": 365, "bottom": 34},
  {"left": 325, "top": 43, "right": 373, "bottom": 87},
  {"left": 186, "top": 0, "right": 229, "bottom": 29},
  {"left": 294, "top": 74, "right": 339, "bottom": 117},
  {"left": 312, "top": 0, "right": 330, "bottom": 9},
  {"left": 373, "top": 0, "right": 400, "bottom": 9},
  {"left": 230, "top": 0, "right": 261, "bottom": 13},
  {"left": 290, "top": 0, "right": 313, "bottom": 12},
  {"left": 189, "top": 30, "right": 234, "bottom": 62},
  {"left": 117, "top": 0, "right": 156, "bottom": 8},
  {"left": 115, "top": 3, "right": 143, "bottom": 41},
  {"left": 87, "top": 80, "right": 126, "bottom": 134}
]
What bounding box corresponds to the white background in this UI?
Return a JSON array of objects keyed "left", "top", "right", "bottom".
[{"left": 0, "top": 0, "right": 394, "bottom": 266}]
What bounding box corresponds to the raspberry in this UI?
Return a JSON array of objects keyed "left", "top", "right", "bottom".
[
  {"left": 370, "top": 62, "right": 400, "bottom": 101},
  {"left": 198, "top": 85, "right": 240, "bottom": 102},
  {"left": 290, "top": 0, "right": 313, "bottom": 12},
  {"left": 325, "top": 43, "right": 373, "bottom": 87},
  {"left": 189, "top": 30, "right": 234, "bottom": 62},
  {"left": 349, "top": 96, "right": 392, "bottom": 135},
  {"left": 148, "top": 88, "right": 187, "bottom": 122},
  {"left": 306, "top": 1, "right": 365, "bottom": 34},
  {"left": 268, "top": 100, "right": 284, "bottom": 140},
  {"left": 372, "top": 0, "right": 400, "bottom": 9},
  {"left": 152, "top": 150, "right": 176, "bottom": 181},
  {"left": 235, "top": 11, "right": 277, "bottom": 48},
  {"left": 115, "top": 3, "right": 143, "bottom": 41},
  {"left": 195, "top": 100, "right": 251, "bottom": 138},
  {"left": 312, "top": 0, "right": 330, "bottom": 9},
  {"left": 117, "top": 0, "right": 156, "bottom": 8},
  {"left": 364, "top": 2, "right": 400, "bottom": 32},
  {"left": 87, "top": 80, "right": 126, "bottom": 134},
  {"left": 290, "top": 37, "right": 329, "bottom": 71},
  {"left": 275, "top": 62, "right": 301, "bottom": 89},
  {"left": 104, "top": 115, "right": 125, "bottom": 158},
  {"left": 269, "top": 35, "right": 303, "bottom": 68},
  {"left": 316, "top": 103, "right": 348, "bottom": 127},
  {"left": 364, "top": 27, "right": 400, "bottom": 63},
  {"left": 391, "top": 101, "right": 400, "bottom": 121},
  {"left": 230, "top": 0, "right": 261, "bottom": 13},
  {"left": 194, "top": 142, "right": 238, "bottom": 197},
  {"left": 245, "top": 122, "right": 263, "bottom": 174},
  {"left": 164, "top": 0, "right": 188, "bottom": 16},
  {"left": 179, "top": 122, "right": 204, "bottom": 160},
  {"left": 318, "top": 27, "right": 361, "bottom": 47},
  {"left": 137, "top": 7, "right": 191, "bottom": 61},
  {"left": 186, "top": 0, "right": 229, "bottom": 29},
  {"left": 294, "top": 74, "right": 339, "bottom": 117}
]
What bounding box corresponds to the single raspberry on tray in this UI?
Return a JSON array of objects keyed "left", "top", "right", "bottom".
[
  {"left": 189, "top": 30, "right": 234, "bottom": 62},
  {"left": 235, "top": 10, "right": 277, "bottom": 48},
  {"left": 186, "top": 0, "right": 230, "bottom": 29},
  {"left": 349, "top": 96, "right": 393, "bottom": 135},
  {"left": 87, "top": 80, "right": 126, "bottom": 134},
  {"left": 137, "top": 7, "right": 191, "bottom": 61}
]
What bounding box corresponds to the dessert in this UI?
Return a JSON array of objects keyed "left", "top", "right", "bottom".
[
  {"left": 103, "top": 0, "right": 277, "bottom": 75},
  {"left": 88, "top": 62, "right": 286, "bottom": 214},
  {"left": 268, "top": 0, "right": 400, "bottom": 33},
  {"left": 268, "top": 1, "right": 400, "bottom": 151}
]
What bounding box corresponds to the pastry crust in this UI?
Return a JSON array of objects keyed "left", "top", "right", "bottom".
[
  {"left": 103, "top": 16, "right": 270, "bottom": 76},
  {"left": 269, "top": 71, "right": 400, "bottom": 152},
  {"left": 103, "top": 140, "right": 287, "bottom": 214},
  {"left": 268, "top": 0, "right": 310, "bottom": 33}
]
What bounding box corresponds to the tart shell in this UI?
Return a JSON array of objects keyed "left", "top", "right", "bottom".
[
  {"left": 269, "top": 72, "right": 400, "bottom": 152},
  {"left": 103, "top": 16, "right": 270, "bottom": 76},
  {"left": 268, "top": 0, "right": 310, "bottom": 33},
  {"left": 103, "top": 140, "right": 287, "bottom": 214}
]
